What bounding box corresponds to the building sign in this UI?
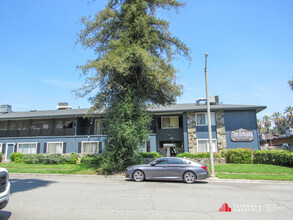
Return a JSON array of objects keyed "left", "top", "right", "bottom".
[{"left": 230, "top": 128, "right": 254, "bottom": 142}]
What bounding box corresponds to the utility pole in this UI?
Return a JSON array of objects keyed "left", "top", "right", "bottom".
[{"left": 205, "top": 53, "right": 215, "bottom": 178}]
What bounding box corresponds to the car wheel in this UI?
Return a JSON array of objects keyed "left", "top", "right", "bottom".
[
  {"left": 133, "top": 170, "right": 145, "bottom": 182},
  {"left": 183, "top": 171, "right": 196, "bottom": 183}
]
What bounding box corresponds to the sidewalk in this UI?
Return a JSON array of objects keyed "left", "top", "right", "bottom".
[{"left": 9, "top": 173, "right": 293, "bottom": 185}]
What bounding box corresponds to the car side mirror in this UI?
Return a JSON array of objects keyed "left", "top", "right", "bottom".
[{"left": 150, "top": 162, "right": 156, "bottom": 166}]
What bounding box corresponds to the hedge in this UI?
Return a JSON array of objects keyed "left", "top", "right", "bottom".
[
  {"left": 177, "top": 152, "right": 221, "bottom": 158},
  {"left": 80, "top": 154, "right": 102, "bottom": 165},
  {"left": 138, "top": 152, "right": 163, "bottom": 158},
  {"left": 9, "top": 153, "right": 79, "bottom": 164},
  {"left": 253, "top": 150, "right": 293, "bottom": 167},
  {"left": 222, "top": 148, "right": 253, "bottom": 164}
]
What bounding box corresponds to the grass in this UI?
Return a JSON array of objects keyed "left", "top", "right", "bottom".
[
  {"left": 208, "top": 164, "right": 293, "bottom": 181},
  {"left": 212, "top": 164, "right": 293, "bottom": 174},
  {"left": 215, "top": 174, "right": 293, "bottom": 181},
  {"left": 0, "top": 163, "right": 101, "bottom": 175},
  {"left": 2, "top": 162, "right": 293, "bottom": 181}
]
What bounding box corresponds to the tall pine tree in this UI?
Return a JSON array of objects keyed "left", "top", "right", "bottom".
[{"left": 77, "top": 0, "right": 190, "bottom": 172}]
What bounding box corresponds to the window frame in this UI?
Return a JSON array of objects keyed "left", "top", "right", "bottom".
[
  {"left": 46, "top": 142, "right": 64, "bottom": 154},
  {"left": 17, "top": 142, "right": 38, "bottom": 154},
  {"left": 0, "top": 143, "right": 2, "bottom": 153},
  {"left": 195, "top": 113, "right": 216, "bottom": 126},
  {"left": 161, "top": 116, "right": 179, "bottom": 129},
  {"left": 196, "top": 139, "right": 218, "bottom": 152},
  {"left": 81, "top": 141, "right": 100, "bottom": 154}
]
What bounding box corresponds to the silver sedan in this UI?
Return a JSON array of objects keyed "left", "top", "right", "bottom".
[{"left": 125, "top": 157, "right": 209, "bottom": 183}]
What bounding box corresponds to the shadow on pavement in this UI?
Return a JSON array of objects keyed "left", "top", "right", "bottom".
[
  {"left": 10, "top": 178, "right": 57, "bottom": 194},
  {"left": 0, "top": 211, "right": 12, "bottom": 219},
  {"left": 125, "top": 179, "right": 208, "bottom": 184}
]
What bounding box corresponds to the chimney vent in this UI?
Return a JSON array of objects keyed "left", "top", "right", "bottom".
[
  {"left": 0, "top": 105, "right": 12, "bottom": 114},
  {"left": 57, "top": 102, "right": 72, "bottom": 110}
]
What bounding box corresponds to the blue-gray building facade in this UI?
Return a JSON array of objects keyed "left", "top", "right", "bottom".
[{"left": 0, "top": 103, "right": 266, "bottom": 161}]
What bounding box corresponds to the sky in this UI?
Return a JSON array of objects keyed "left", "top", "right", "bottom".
[{"left": 0, "top": 0, "right": 292, "bottom": 119}]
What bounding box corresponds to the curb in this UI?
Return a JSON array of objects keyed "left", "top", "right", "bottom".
[
  {"left": 9, "top": 173, "right": 125, "bottom": 179},
  {"left": 206, "top": 177, "right": 293, "bottom": 185}
]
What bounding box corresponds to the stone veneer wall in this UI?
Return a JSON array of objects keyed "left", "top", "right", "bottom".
[
  {"left": 216, "top": 111, "right": 227, "bottom": 151},
  {"left": 187, "top": 112, "right": 197, "bottom": 153}
]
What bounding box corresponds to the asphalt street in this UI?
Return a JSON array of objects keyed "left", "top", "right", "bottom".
[{"left": 0, "top": 174, "right": 292, "bottom": 220}]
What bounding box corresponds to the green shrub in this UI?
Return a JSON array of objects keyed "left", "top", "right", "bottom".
[
  {"left": 138, "top": 152, "right": 163, "bottom": 158},
  {"left": 0, "top": 152, "right": 3, "bottom": 162},
  {"left": 44, "top": 153, "right": 67, "bottom": 164},
  {"left": 67, "top": 153, "right": 79, "bottom": 164},
  {"left": 224, "top": 148, "right": 253, "bottom": 164},
  {"left": 22, "top": 154, "right": 39, "bottom": 164},
  {"left": 80, "top": 154, "right": 102, "bottom": 165},
  {"left": 10, "top": 152, "right": 24, "bottom": 163},
  {"left": 253, "top": 150, "right": 293, "bottom": 167},
  {"left": 177, "top": 152, "right": 221, "bottom": 158}
]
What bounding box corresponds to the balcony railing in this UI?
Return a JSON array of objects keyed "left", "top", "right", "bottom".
[{"left": 0, "top": 128, "right": 75, "bottom": 137}]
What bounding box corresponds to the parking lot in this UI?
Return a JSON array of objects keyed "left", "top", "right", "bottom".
[{"left": 1, "top": 174, "right": 293, "bottom": 220}]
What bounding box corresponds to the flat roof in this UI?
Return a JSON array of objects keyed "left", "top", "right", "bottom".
[{"left": 0, "top": 103, "right": 266, "bottom": 120}]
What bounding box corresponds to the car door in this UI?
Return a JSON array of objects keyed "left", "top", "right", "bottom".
[
  {"left": 147, "top": 158, "right": 170, "bottom": 180},
  {"left": 164, "top": 158, "right": 188, "bottom": 180}
]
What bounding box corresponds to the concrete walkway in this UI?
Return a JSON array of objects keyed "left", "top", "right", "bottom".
[{"left": 10, "top": 173, "right": 293, "bottom": 185}]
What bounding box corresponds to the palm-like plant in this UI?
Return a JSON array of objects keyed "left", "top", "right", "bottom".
[
  {"left": 257, "top": 118, "right": 263, "bottom": 133},
  {"left": 271, "top": 112, "right": 284, "bottom": 135},
  {"left": 285, "top": 106, "right": 293, "bottom": 127},
  {"left": 262, "top": 116, "right": 271, "bottom": 134},
  {"left": 289, "top": 77, "right": 293, "bottom": 91}
]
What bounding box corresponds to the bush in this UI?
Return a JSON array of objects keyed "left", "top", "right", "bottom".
[
  {"left": 22, "top": 154, "right": 39, "bottom": 164},
  {"left": 253, "top": 150, "right": 293, "bottom": 167},
  {"left": 10, "top": 153, "right": 79, "bottom": 165},
  {"left": 138, "top": 152, "right": 163, "bottom": 158},
  {"left": 80, "top": 154, "right": 102, "bottom": 165},
  {"left": 177, "top": 152, "right": 221, "bottom": 158},
  {"left": 223, "top": 148, "right": 253, "bottom": 164},
  {"left": 10, "top": 152, "right": 24, "bottom": 163},
  {"left": 67, "top": 153, "right": 79, "bottom": 164},
  {"left": 0, "top": 152, "right": 3, "bottom": 162}
]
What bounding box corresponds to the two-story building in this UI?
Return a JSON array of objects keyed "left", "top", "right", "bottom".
[{"left": 0, "top": 101, "right": 266, "bottom": 161}]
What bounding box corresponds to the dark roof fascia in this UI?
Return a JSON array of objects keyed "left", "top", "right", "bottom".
[
  {"left": 149, "top": 104, "right": 267, "bottom": 114},
  {"left": 0, "top": 104, "right": 266, "bottom": 120}
]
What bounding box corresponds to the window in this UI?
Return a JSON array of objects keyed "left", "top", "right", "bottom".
[
  {"left": 0, "top": 143, "right": 2, "bottom": 152},
  {"left": 95, "top": 119, "right": 106, "bottom": 135},
  {"left": 18, "top": 143, "right": 37, "bottom": 154},
  {"left": 81, "top": 141, "right": 100, "bottom": 154},
  {"left": 196, "top": 113, "right": 216, "bottom": 126},
  {"left": 47, "top": 142, "right": 63, "bottom": 154},
  {"left": 140, "top": 140, "right": 150, "bottom": 152},
  {"left": 196, "top": 114, "right": 206, "bottom": 125},
  {"left": 197, "top": 139, "right": 217, "bottom": 152},
  {"left": 161, "top": 116, "right": 179, "bottom": 129},
  {"left": 169, "top": 158, "right": 185, "bottom": 164},
  {"left": 155, "top": 158, "right": 169, "bottom": 165}
]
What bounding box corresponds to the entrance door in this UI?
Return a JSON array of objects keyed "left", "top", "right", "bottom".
[
  {"left": 5, "top": 143, "right": 15, "bottom": 161},
  {"left": 162, "top": 143, "right": 176, "bottom": 157}
]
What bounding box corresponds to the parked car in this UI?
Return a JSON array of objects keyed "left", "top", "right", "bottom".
[
  {"left": 125, "top": 157, "right": 209, "bottom": 183},
  {"left": 0, "top": 168, "right": 10, "bottom": 209}
]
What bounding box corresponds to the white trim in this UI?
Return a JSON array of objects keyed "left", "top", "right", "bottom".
[
  {"left": 17, "top": 142, "right": 38, "bottom": 154},
  {"left": 46, "top": 142, "right": 64, "bottom": 154},
  {"left": 0, "top": 143, "right": 2, "bottom": 153},
  {"left": 161, "top": 116, "right": 179, "bottom": 129},
  {"left": 195, "top": 112, "right": 216, "bottom": 126},
  {"left": 196, "top": 139, "right": 218, "bottom": 152},
  {"left": 81, "top": 141, "right": 99, "bottom": 154},
  {"left": 5, "top": 143, "right": 16, "bottom": 161}
]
